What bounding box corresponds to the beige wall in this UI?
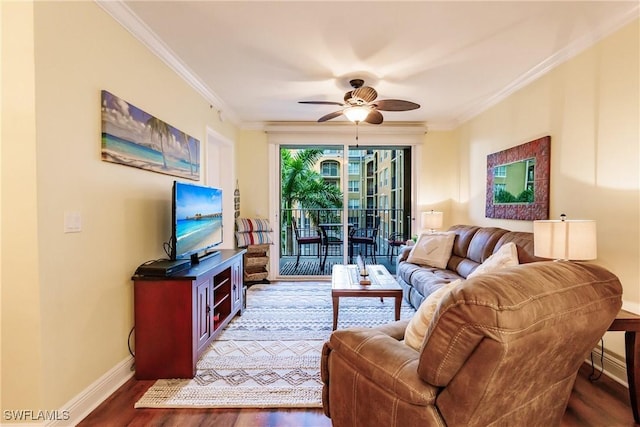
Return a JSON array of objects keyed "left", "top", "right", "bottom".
[
  {"left": 1, "top": 0, "right": 44, "bottom": 412},
  {"left": 236, "top": 130, "right": 270, "bottom": 219},
  {"left": 455, "top": 19, "right": 639, "bottom": 355},
  {"left": 415, "top": 130, "right": 461, "bottom": 231},
  {"left": 2, "top": 1, "right": 237, "bottom": 413}
]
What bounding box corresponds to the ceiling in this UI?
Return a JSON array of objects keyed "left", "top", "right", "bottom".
[{"left": 101, "top": 1, "right": 638, "bottom": 129}]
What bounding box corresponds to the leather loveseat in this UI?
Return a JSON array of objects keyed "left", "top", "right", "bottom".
[
  {"left": 397, "top": 224, "right": 545, "bottom": 310},
  {"left": 321, "top": 261, "right": 623, "bottom": 427}
]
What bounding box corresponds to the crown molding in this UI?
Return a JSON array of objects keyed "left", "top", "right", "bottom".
[
  {"left": 264, "top": 122, "right": 428, "bottom": 146},
  {"left": 95, "top": 0, "right": 240, "bottom": 125},
  {"left": 422, "top": 120, "right": 458, "bottom": 132},
  {"left": 244, "top": 120, "right": 447, "bottom": 132},
  {"left": 264, "top": 121, "right": 428, "bottom": 135},
  {"left": 454, "top": 4, "right": 639, "bottom": 126}
]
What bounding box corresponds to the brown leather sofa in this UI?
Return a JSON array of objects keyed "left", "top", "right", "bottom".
[
  {"left": 321, "top": 261, "right": 622, "bottom": 427},
  {"left": 397, "top": 224, "right": 545, "bottom": 310}
]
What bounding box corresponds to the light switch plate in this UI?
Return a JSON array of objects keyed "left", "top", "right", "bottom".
[{"left": 64, "top": 211, "right": 82, "bottom": 233}]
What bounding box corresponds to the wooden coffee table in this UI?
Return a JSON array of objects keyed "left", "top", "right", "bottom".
[{"left": 331, "top": 264, "right": 402, "bottom": 330}]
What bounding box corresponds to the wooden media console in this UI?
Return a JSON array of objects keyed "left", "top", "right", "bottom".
[{"left": 132, "top": 249, "right": 245, "bottom": 379}]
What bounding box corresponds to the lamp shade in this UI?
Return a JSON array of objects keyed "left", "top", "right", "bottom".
[
  {"left": 421, "top": 210, "right": 443, "bottom": 231},
  {"left": 343, "top": 106, "right": 371, "bottom": 123},
  {"left": 533, "top": 219, "right": 597, "bottom": 260}
]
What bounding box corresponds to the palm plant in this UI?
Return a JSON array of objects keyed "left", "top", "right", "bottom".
[
  {"left": 180, "top": 131, "right": 195, "bottom": 176},
  {"left": 146, "top": 117, "right": 170, "bottom": 169}
]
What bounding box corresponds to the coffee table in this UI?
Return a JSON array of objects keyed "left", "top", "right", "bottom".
[{"left": 331, "top": 264, "right": 403, "bottom": 330}]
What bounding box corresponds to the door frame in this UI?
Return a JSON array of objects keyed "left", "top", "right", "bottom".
[{"left": 266, "top": 123, "right": 426, "bottom": 280}]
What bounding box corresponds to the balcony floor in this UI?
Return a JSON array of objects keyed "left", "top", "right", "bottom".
[{"left": 278, "top": 253, "right": 398, "bottom": 277}]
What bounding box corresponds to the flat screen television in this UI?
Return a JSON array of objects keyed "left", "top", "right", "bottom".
[{"left": 171, "top": 181, "right": 223, "bottom": 263}]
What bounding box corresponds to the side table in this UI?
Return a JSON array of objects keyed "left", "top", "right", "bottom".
[{"left": 608, "top": 308, "right": 640, "bottom": 423}]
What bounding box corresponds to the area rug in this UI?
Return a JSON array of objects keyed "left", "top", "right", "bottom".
[{"left": 135, "top": 282, "right": 415, "bottom": 408}]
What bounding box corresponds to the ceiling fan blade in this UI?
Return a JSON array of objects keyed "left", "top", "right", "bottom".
[
  {"left": 374, "top": 99, "right": 420, "bottom": 111},
  {"left": 364, "top": 109, "right": 383, "bottom": 125},
  {"left": 299, "top": 101, "right": 344, "bottom": 106},
  {"left": 318, "top": 110, "right": 344, "bottom": 122},
  {"left": 352, "top": 86, "right": 378, "bottom": 103}
]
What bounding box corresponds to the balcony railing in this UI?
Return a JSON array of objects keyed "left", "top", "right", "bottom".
[{"left": 280, "top": 208, "right": 410, "bottom": 264}]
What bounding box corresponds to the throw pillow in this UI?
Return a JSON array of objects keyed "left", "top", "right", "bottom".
[
  {"left": 404, "top": 279, "right": 462, "bottom": 351},
  {"left": 236, "top": 218, "right": 272, "bottom": 232},
  {"left": 467, "top": 242, "right": 519, "bottom": 279},
  {"left": 406, "top": 231, "right": 455, "bottom": 268},
  {"left": 235, "top": 231, "right": 273, "bottom": 247}
]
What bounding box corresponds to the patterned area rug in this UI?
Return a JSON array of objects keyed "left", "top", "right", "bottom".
[{"left": 135, "top": 282, "right": 415, "bottom": 408}]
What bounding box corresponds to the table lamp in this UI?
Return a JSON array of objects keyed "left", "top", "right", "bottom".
[
  {"left": 533, "top": 214, "right": 597, "bottom": 261},
  {"left": 421, "top": 210, "right": 443, "bottom": 233}
]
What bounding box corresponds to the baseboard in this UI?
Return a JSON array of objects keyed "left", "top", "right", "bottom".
[
  {"left": 623, "top": 300, "right": 640, "bottom": 315},
  {"left": 46, "top": 356, "right": 135, "bottom": 426},
  {"left": 588, "top": 345, "right": 628, "bottom": 388}
]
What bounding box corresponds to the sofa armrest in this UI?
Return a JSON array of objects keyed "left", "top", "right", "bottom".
[
  {"left": 322, "top": 325, "right": 439, "bottom": 406},
  {"left": 373, "top": 319, "right": 410, "bottom": 339},
  {"left": 396, "top": 245, "right": 413, "bottom": 272}
]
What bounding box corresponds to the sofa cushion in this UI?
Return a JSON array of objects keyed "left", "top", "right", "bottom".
[
  {"left": 410, "top": 268, "right": 462, "bottom": 298},
  {"left": 407, "top": 231, "right": 455, "bottom": 268},
  {"left": 467, "top": 242, "right": 519, "bottom": 279},
  {"left": 465, "top": 227, "right": 509, "bottom": 263},
  {"left": 404, "top": 279, "right": 462, "bottom": 351},
  {"left": 448, "top": 225, "right": 480, "bottom": 259},
  {"left": 495, "top": 231, "right": 547, "bottom": 264}
]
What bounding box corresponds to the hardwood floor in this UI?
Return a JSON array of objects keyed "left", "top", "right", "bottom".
[{"left": 79, "top": 363, "right": 638, "bottom": 426}]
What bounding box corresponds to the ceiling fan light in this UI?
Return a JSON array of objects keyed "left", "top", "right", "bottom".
[{"left": 344, "top": 106, "right": 371, "bottom": 123}]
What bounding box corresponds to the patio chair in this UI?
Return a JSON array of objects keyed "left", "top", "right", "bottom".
[
  {"left": 348, "top": 216, "right": 380, "bottom": 263},
  {"left": 319, "top": 225, "right": 344, "bottom": 272},
  {"left": 292, "top": 218, "right": 322, "bottom": 268},
  {"left": 386, "top": 232, "right": 406, "bottom": 261}
]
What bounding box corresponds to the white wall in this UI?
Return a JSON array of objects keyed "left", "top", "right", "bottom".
[{"left": 2, "top": 1, "right": 238, "bottom": 414}]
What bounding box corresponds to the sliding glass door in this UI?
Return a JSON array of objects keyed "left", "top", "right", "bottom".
[{"left": 277, "top": 145, "right": 412, "bottom": 278}]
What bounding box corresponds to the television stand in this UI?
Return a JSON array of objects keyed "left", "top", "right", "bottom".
[{"left": 133, "top": 249, "right": 246, "bottom": 379}]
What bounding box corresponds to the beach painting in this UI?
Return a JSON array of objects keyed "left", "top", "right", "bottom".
[{"left": 101, "top": 90, "right": 200, "bottom": 180}]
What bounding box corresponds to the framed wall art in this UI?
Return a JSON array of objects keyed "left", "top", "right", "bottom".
[
  {"left": 485, "top": 136, "right": 551, "bottom": 221},
  {"left": 101, "top": 90, "right": 200, "bottom": 180}
]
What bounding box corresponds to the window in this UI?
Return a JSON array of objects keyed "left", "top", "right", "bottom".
[
  {"left": 348, "top": 199, "right": 360, "bottom": 209},
  {"left": 321, "top": 161, "right": 339, "bottom": 177},
  {"left": 348, "top": 161, "right": 360, "bottom": 175},
  {"left": 494, "top": 165, "right": 506, "bottom": 178},
  {"left": 348, "top": 180, "right": 359, "bottom": 192},
  {"left": 379, "top": 168, "right": 389, "bottom": 187},
  {"left": 380, "top": 194, "right": 389, "bottom": 209}
]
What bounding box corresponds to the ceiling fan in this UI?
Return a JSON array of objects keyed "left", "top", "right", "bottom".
[{"left": 299, "top": 79, "right": 420, "bottom": 125}]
